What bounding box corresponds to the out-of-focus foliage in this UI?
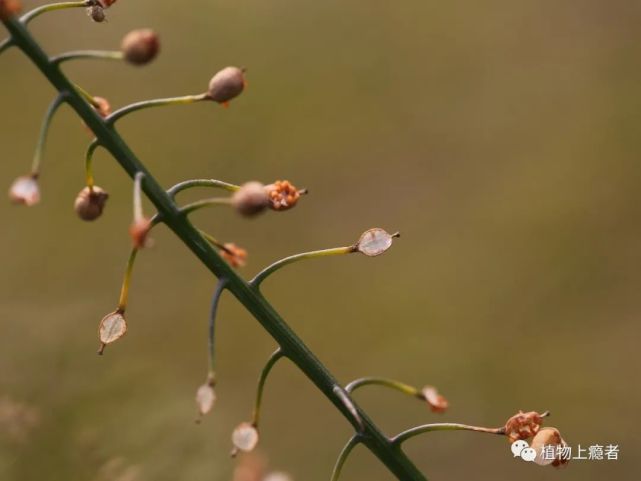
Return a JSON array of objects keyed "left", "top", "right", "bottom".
[{"left": 1, "top": 1, "right": 640, "bottom": 480}]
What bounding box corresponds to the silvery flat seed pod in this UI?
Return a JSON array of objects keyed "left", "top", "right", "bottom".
[
  {"left": 356, "top": 228, "right": 398, "bottom": 256},
  {"left": 98, "top": 310, "right": 127, "bottom": 354},
  {"left": 232, "top": 422, "right": 259, "bottom": 453},
  {"left": 8, "top": 175, "right": 40, "bottom": 206}
]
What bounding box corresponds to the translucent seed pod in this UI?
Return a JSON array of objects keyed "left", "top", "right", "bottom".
[
  {"left": 356, "top": 228, "right": 398, "bottom": 256},
  {"left": 8, "top": 175, "right": 40, "bottom": 206},
  {"left": 121, "top": 29, "right": 160, "bottom": 66},
  {"left": 98, "top": 310, "right": 127, "bottom": 354},
  {"left": 207, "top": 67, "right": 246, "bottom": 105},
  {"left": 231, "top": 422, "right": 259, "bottom": 453},
  {"left": 74, "top": 186, "right": 109, "bottom": 221},
  {"left": 195, "top": 381, "right": 216, "bottom": 419}
]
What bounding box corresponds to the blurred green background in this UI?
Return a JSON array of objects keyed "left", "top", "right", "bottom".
[{"left": 1, "top": 0, "right": 640, "bottom": 480}]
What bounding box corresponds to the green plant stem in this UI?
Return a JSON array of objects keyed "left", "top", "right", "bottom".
[
  {"left": 251, "top": 247, "right": 354, "bottom": 288},
  {"left": 330, "top": 436, "right": 360, "bottom": 481},
  {"left": 180, "top": 197, "right": 231, "bottom": 216},
  {"left": 168, "top": 179, "right": 240, "bottom": 199},
  {"left": 21, "top": 1, "right": 90, "bottom": 25},
  {"left": 31, "top": 93, "right": 65, "bottom": 175},
  {"left": 251, "top": 349, "right": 284, "bottom": 427},
  {"left": 117, "top": 247, "right": 139, "bottom": 311},
  {"left": 208, "top": 278, "right": 228, "bottom": 373},
  {"left": 3, "top": 16, "right": 427, "bottom": 480},
  {"left": 346, "top": 377, "right": 422, "bottom": 398},
  {"left": 392, "top": 423, "right": 505, "bottom": 446},
  {"left": 107, "top": 94, "right": 208, "bottom": 124},
  {"left": 0, "top": 38, "right": 12, "bottom": 55},
  {"left": 52, "top": 50, "right": 124, "bottom": 65},
  {"left": 85, "top": 140, "right": 99, "bottom": 188}
]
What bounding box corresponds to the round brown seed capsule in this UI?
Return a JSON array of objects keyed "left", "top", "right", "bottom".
[
  {"left": 121, "top": 29, "right": 160, "bottom": 66},
  {"left": 232, "top": 182, "right": 269, "bottom": 217},
  {"left": 86, "top": 5, "right": 106, "bottom": 23},
  {"left": 74, "top": 186, "right": 109, "bottom": 221},
  {"left": 207, "top": 67, "right": 246, "bottom": 104}
]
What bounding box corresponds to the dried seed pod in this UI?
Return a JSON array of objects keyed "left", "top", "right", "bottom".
[
  {"left": 98, "top": 310, "right": 127, "bottom": 354},
  {"left": 121, "top": 29, "right": 160, "bottom": 65},
  {"left": 231, "top": 422, "right": 259, "bottom": 453},
  {"left": 86, "top": 5, "right": 106, "bottom": 23},
  {"left": 421, "top": 385, "right": 449, "bottom": 413},
  {"left": 207, "top": 66, "right": 246, "bottom": 105},
  {"left": 356, "top": 228, "right": 398, "bottom": 256},
  {"left": 530, "top": 427, "right": 570, "bottom": 467},
  {"left": 74, "top": 186, "right": 109, "bottom": 221},
  {"left": 504, "top": 410, "right": 545, "bottom": 443},
  {"left": 265, "top": 180, "right": 304, "bottom": 211},
  {"left": 232, "top": 182, "right": 269, "bottom": 217},
  {"left": 221, "top": 243, "right": 247, "bottom": 268},
  {"left": 0, "top": 0, "right": 21, "bottom": 19},
  {"left": 8, "top": 175, "right": 40, "bottom": 206}
]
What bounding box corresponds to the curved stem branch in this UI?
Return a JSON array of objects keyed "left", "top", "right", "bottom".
[
  {"left": 2, "top": 15, "right": 428, "bottom": 480},
  {"left": 31, "top": 93, "right": 66, "bottom": 176},
  {"left": 330, "top": 436, "right": 361, "bottom": 481},
  {"left": 52, "top": 50, "right": 123, "bottom": 65},
  {"left": 180, "top": 197, "right": 231, "bottom": 216},
  {"left": 251, "top": 348, "right": 284, "bottom": 427},
  {"left": 107, "top": 94, "right": 208, "bottom": 124},
  {"left": 346, "top": 377, "right": 422, "bottom": 398},
  {"left": 117, "top": 247, "right": 139, "bottom": 312},
  {"left": 84, "top": 140, "right": 100, "bottom": 188},
  {"left": 392, "top": 423, "right": 505, "bottom": 446},
  {"left": 21, "top": 1, "right": 90, "bottom": 25},
  {"left": 208, "top": 278, "right": 228, "bottom": 373},
  {"left": 0, "top": 38, "right": 13, "bottom": 55},
  {"left": 167, "top": 179, "right": 240, "bottom": 199},
  {"left": 251, "top": 247, "right": 355, "bottom": 288}
]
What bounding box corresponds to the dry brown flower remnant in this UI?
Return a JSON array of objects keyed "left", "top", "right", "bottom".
[
  {"left": 0, "top": 0, "right": 21, "bottom": 19},
  {"left": 74, "top": 186, "right": 109, "bottom": 221},
  {"left": 221, "top": 243, "right": 248, "bottom": 268}
]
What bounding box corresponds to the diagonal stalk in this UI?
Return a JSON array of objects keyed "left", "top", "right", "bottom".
[{"left": 1, "top": 15, "right": 427, "bottom": 481}]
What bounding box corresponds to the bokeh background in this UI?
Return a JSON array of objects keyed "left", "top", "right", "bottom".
[{"left": 1, "top": 1, "right": 640, "bottom": 480}]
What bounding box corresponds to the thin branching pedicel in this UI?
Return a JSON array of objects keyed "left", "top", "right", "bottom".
[{"left": 1, "top": 3, "right": 571, "bottom": 479}]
